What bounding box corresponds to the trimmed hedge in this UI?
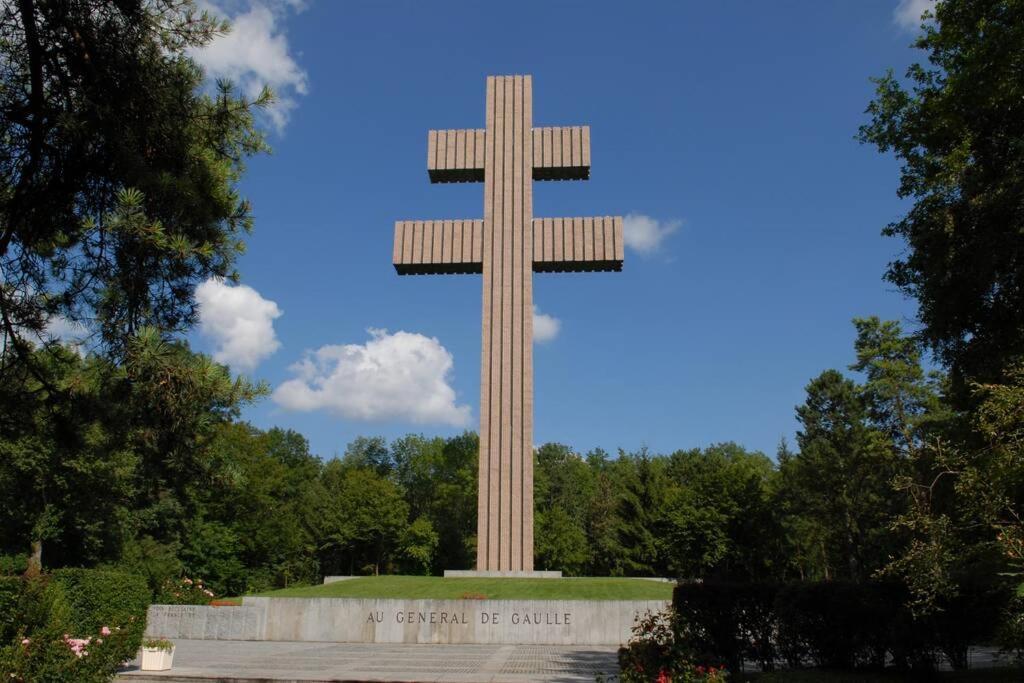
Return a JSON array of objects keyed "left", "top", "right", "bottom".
[
  {"left": 673, "top": 579, "right": 1007, "bottom": 673},
  {"left": 673, "top": 582, "right": 777, "bottom": 673},
  {"left": 0, "top": 569, "right": 151, "bottom": 682},
  {"left": 48, "top": 569, "right": 150, "bottom": 642}
]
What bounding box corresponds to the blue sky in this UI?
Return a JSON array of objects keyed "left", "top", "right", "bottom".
[{"left": 185, "top": 0, "right": 936, "bottom": 460}]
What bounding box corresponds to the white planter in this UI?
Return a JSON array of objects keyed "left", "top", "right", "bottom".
[{"left": 140, "top": 646, "right": 174, "bottom": 671}]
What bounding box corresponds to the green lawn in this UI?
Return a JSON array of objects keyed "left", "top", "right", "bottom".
[{"left": 249, "top": 575, "right": 673, "bottom": 601}]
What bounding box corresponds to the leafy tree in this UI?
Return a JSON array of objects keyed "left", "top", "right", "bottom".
[
  {"left": 193, "top": 423, "right": 320, "bottom": 592},
  {"left": 849, "top": 318, "right": 965, "bottom": 610},
  {"left": 890, "top": 366, "right": 1024, "bottom": 613},
  {"left": 343, "top": 436, "right": 393, "bottom": 475},
  {"left": 316, "top": 462, "right": 408, "bottom": 576},
  {"left": 0, "top": 334, "right": 263, "bottom": 576},
  {"left": 851, "top": 317, "right": 948, "bottom": 452},
  {"left": 664, "top": 444, "right": 780, "bottom": 581},
  {"left": 0, "top": 347, "right": 134, "bottom": 572},
  {"left": 662, "top": 488, "right": 730, "bottom": 580},
  {"left": 783, "top": 370, "right": 901, "bottom": 581},
  {"left": 431, "top": 432, "right": 479, "bottom": 571},
  {"left": 0, "top": 0, "right": 268, "bottom": 364},
  {"left": 399, "top": 517, "right": 439, "bottom": 575},
  {"left": 179, "top": 518, "right": 247, "bottom": 595},
  {"left": 969, "top": 365, "right": 1024, "bottom": 566},
  {"left": 584, "top": 449, "right": 627, "bottom": 576},
  {"left": 0, "top": 0, "right": 271, "bottom": 576},
  {"left": 616, "top": 449, "right": 670, "bottom": 576},
  {"left": 858, "top": 0, "right": 1024, "bottom": 389},
  {"left": 537, "top": 507, "right": 590, "bottom": 574},
  {"left": 534, "top": 443, "right": 593, "bottom": 575},
  {"left": 390, "top": 432, "right": 479, "bottom": 573}
]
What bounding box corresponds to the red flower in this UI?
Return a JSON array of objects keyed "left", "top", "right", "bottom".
[{"left": 656, "top": 668, "right": 670, "bottom": 683}]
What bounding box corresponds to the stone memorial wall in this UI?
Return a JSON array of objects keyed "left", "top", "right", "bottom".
[
  {"left": 144, "top": 597, "right": 668, "bottom": 645},
  {"left": 144, "top": 604, "right": 265, "bottom": 641}
]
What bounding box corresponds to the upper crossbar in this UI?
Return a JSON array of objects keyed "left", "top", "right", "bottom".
[
  {"left": 427, "top": 130, "right": 486, "bottom": 183},
  {"left": 427, "top": 126, "right": 592, "bottom": 183},
  {"left": 532, "top": 127, "right": 590, "bottom": 180}
]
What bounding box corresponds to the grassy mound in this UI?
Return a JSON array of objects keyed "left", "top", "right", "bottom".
[{"left": 250, "top": 575, "right": 673, "bottom": 601}]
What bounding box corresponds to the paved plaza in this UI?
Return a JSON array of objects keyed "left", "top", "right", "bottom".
[{"left": 116, "top": 639, "right": 619, "bottom": 682}]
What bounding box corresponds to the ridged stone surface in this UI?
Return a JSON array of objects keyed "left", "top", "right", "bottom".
[{"left": 393, "top": 76, "right": 622, "bottom": 571}]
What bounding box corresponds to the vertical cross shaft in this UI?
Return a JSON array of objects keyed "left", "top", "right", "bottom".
[
  {"left": 478, "top": 75, "right": 533, "bottom": 571},
  {"left": 393, "top": 75, "right": 623, "bottom": 573}
]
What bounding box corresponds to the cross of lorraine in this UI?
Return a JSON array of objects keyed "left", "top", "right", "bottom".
[{"left": 392, "top": 75, "right": 623, "bottom": 573}]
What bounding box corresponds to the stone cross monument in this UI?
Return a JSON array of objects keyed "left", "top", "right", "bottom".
[{"left": 393, "top": 75, "right": 623, "bottom": 572}]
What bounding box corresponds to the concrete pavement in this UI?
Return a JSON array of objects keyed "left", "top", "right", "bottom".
[{"left": 115, "top": 639, "right": 619, "bottom": 682}]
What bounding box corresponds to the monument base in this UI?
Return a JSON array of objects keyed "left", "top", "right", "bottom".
[
  {"left": 443, "top": 569, "right": 563, "bottom": 578},
  {"left": 145, "top": 596, "right": 667, "bottom": 645}
]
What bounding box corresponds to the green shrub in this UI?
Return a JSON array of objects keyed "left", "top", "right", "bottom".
[
  {"left": 110, "top": 536, "right": 183, "bottom": 596},
  {"left": 930, "top": 572, "right": 1006, "bottom": 669},
  {"left": 0, "top": 577, "right": 22, "bottom": 643},
  {"left": 672, "top": 579, "right": 1008, "bottom": 674},
  {"left": 0, "top": 555, "right": 28, "bottom": 576},
  {"left": 49, "top": 569, "right": 150, "bottom": 646},
  {"left": 673, "top": 582, "right": 778, "bottom": 673},
  {"left": 155, "top": 576, "right": 215, "bottom": 605},
  {"left": 775, "top": 581, "right": 894, "bottom": 669},
  {"left": 0, "top": 569, "right": 150, "bottom": 683},
  {"left": 998, "top": 593, "right": 1024, "bottom": 659},
  {"left": 616, "top": 609, "right": 727, "bottom": 682},
  {"left": 140, "top": 638, "right": 174, "bottom": 652}
]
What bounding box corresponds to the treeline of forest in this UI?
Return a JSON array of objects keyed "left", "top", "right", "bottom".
[{"left": 3, "top": 315, "right": 1013, "bottom": 612}]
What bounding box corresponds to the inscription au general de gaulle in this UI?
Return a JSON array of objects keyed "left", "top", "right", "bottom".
[{"left": 365, "top": 610, "right": 573, "bottom": 626}]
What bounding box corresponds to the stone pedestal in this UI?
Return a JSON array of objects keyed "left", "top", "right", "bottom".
[{"left": 443, "top": 569, "right": 562, "bottom": 579}]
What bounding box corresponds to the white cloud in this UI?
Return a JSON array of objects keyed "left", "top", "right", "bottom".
[
  {"left": 196, "top": 277, "right": 282, "bottom": 370},
  {"left": 38, "top": 315, "right": 88, "bottom": 356},
  {"left": 189, "top": 1, "right": 309, "bottom": 132},
  {"left": 45, "top": 315, "right": 86, "bottom": 341},
  {"left": 894, "top": 0, "right": 936, "bottom": 31},
  {"left": 533, "top": 306, "right": 561, "bottom": 343},
  {"left": 12, "top": 286, "right": 89, "bottom": 354},
  {"left": 273, "top": 329, "right": 471, "bottom": 426},
  {"left": 623, "top": 213, "right": 681, "bottom": 255}
]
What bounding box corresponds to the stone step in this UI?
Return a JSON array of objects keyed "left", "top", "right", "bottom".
[{"left": 115, "top": 640, "right": 617, "bottom": 683}]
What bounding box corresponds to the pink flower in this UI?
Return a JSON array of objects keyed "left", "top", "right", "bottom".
[
  {"left": 20, "top": 638, "right": 29, "bottom": 646},
  {"left": 101, "top": 626, "right": 111, "bottom": 636},
  {"left": 183, "top": 578, "right": 193, "bottom": 585},
  {"left": 96, "top": 638, "right": 103, "bottom": 644},
  {"left": 63, "top": 636, "right": 91, "bottom": 658}
]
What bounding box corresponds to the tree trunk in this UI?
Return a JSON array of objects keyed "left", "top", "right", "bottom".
[{"left": 25, "top": 539, "right": 42, "bottom": 577}]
